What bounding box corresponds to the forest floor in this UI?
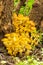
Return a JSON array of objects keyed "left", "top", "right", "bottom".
[{"left": 0, "top": 0, "right": 43, "bottom": 65}]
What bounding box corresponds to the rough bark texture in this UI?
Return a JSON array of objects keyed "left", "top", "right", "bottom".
[
  {"left": 29, "top": 0, "right": 43, "bottom": 31},
  {"left": 0, "top": 0, "right": 14, "bottom": 33}
]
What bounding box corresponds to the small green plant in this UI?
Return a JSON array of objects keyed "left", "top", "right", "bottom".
[
  {"left": 39, "top": 33, "right": 43, "bottom": 44},
  {"left": 14, "top": 0, "right": 34, "bottom": 15},
  {"left": 14, "top": 0, "right": 20, "bottom": 7},
  {"left": 16, "top": 56, "right": 43, "bottom": 65},
  {"left": 19, "top": 0, "right": 34, "bottom": 15},
  {"left": 14, "top": 0, "right": 20, "bottom": 12}
]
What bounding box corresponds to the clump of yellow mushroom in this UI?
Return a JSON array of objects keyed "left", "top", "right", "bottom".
[{"left": 2, "top": 13, "right": 40, "bottom": 56}]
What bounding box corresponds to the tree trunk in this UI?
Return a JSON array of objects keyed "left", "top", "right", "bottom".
[
  {"left": 29, "top": 0, "right": 43, "bottom": 31},
  {"left": 0, "top": 0, "right": 14, "bottom": 33}
]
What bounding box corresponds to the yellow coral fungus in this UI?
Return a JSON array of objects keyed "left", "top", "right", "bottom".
[
  {"left": 2, "top": 13, "right": 40, "bottom": 56},
  {"left": 12, "top": 13, "right": 36, "bottom": 34}
]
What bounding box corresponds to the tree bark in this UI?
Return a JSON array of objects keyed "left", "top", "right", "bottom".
[
  {"left": 0, "top": 0, "right": 14, "bottom": 33},
  {"left": 29, "top": 0, "right": 43, "bottom": 31}
]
